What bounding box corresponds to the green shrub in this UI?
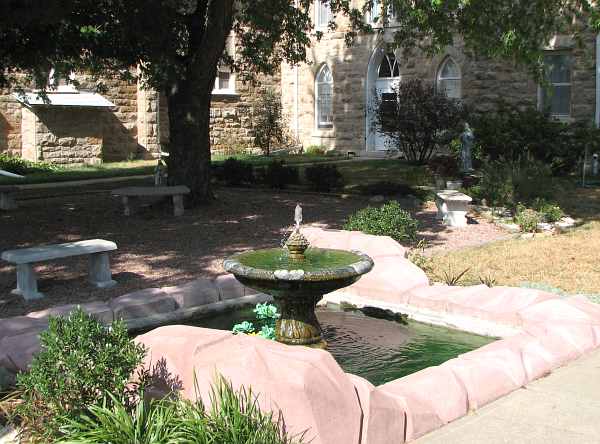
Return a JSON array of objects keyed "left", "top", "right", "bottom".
[
  {"left": 257, "top": 161, "right": 299, "bottom": 189},
  {"left": 358, "top": 181, "right": 417, "bottom": 197},
  {"left": 214, "top": 157, "right": 255, "bottom": 186},
  {"left": 371, "top": 79, "right": 467, "bottom": 163},
  {"left": 0, "top": 153, "right": 57, "bottom": 175},
  {"left": 476, "top": 160, "right": 557, "bottom": 208},
  {"left": 514, "top": 207, "right": 541, "bottom": 233},
  {"left": 471, "top": 103, "right": 600, "bottom": 175},
  {"left": 427, "top": 155, "right": 460, "bottom": 179},
  {"left": 15, "top": 308, "right": 146, "bottom": 442},
  {"left": 344, "top": 201, "right": 418, "bottom": 243},
  {"left": 232, "top": 303, "right": 280, "bottom": 340},
  {"left": 477, "top": 161, "right": 515, "bottom": 208},
  {"left": 304, "top": 145, "right": 326, "bottom": 156},
  {"left": 253, "top": 88, "right": 286, "bottom": 156},
  {"left": 57, "top": 376, "right": 306, "bottom": 444},
  {"left": 531, "top": 198, "right": 564, "bottom": 223},
  {"left": 304, "top": 164, "right": 343, "bottom": 192}
]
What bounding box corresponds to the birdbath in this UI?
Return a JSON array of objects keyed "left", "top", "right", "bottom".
[{"left": 224, "top": 204, "right": 374, "bottom": 348}]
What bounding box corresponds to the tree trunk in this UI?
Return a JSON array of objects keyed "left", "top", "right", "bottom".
[
  {"left": 166, "top": 77, "right": 214, "bottom": 205},
  {"left": 165, "top": 1, "right": 234, "bottom": 206}
]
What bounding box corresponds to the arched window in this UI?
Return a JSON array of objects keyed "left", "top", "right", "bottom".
[
  {"left": 437, "top": 57, "right": 461, "bottom": 99},
  {"left": 315, "top": 65, "right": 333, "bottom": 129},
  {"left": 378, "top": 53, "right": 400, "bottom": 78}
]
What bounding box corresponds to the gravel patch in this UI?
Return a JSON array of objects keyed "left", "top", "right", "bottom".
[{"left": 0, "top": 187, "right": 507, "bottom": 318}]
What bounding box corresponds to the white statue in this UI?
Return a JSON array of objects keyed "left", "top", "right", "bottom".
[
  {"left": 294, "top": 204, "right": 303, "bottom": 230},
  {"left": 460, "top": 123, "right": 474, "bottom": 173}
]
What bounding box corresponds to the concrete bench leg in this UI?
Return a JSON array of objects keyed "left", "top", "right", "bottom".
[
  {"left": 435, "top": 199, "right": 447, "bottom": 221},
  {"left": 0, "top": 192, "right": 17, "bottom": 210},
  {"left": 12, "top": 264, "right": 44, "bottom": 300},
  {"left": 443, "top": 201, "right": 470, "bottom": 227},
  {"left": 89, "top": 252, "right": 117, "bottom": 289},
  {"left": 173, "top": 194, "right": 184, "bottom": 217}
]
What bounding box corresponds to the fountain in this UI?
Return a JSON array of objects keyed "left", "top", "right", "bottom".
[{"left": 224, "top": 204, "right": 374, "bottom": 348}]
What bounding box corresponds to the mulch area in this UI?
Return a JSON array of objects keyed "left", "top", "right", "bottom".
[{"left": 0, "top": 184, "right": 508, "bottom": 318}]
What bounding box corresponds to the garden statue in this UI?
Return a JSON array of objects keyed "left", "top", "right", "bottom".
[
  {"left": 593, "top": 153, "right": 599, "bottom": 176},
  {"left": 459, "top": 123, "right": 474, "bottom": 172}
]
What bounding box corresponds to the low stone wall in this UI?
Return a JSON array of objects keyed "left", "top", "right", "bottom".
[{"left": 1, "top": 228, "right": 600, "bottom": 444}]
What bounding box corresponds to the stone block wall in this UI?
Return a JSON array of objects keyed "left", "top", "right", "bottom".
[
  {"left": 208, "top": 72, "right": 282, "bottom": 155},
  {"left": 23, "top": 107, "right": 104, "bottom": 164},
  {"left": 0, "top": 74, "right": 140, "bottom": 164}
]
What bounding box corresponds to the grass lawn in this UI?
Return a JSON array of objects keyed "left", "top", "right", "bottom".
[
  {"left": 0, "top": 155, "right": 434, "bottom": 194},
  {"left": 0, "top": 160, "right": 157, "bottom": 185},
  {"left": 0, "top": 153, "right": 342, "bottom": 186},
  {"left": 425, "top": 185, "right": 600, "bottom": 296}
]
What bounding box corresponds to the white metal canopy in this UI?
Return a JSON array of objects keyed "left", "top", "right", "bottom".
[{"left": 13, "top": 90, "right": 115, "bottom": 108}]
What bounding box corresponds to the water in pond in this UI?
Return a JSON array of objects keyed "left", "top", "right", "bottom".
[
  {"left": 184, "top": 305, "right": 494, "bottom": 386},
  {"left": 236, "top": 248, "right": 362, "bottom": 272}
]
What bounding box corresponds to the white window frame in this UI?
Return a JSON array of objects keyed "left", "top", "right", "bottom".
[
  {"left": 315, "top": 64, "right": 334, "bottom": 129},
  {"left": 212, "top": 67, "right": 236, "bottom": 95},
  {"left": 315, "top": 0, "right": 332, "bottom": 30},
  {"left": 436, "top": 57, "right": 462, "bottom": 100},
  {"left": 368, "top": 0, "right": 397, "bottom": 27},
  {"left": 538, "top": 52, "right": 572, "bottom": 119}
]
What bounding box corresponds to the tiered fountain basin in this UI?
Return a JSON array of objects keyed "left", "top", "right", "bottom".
[
  {"left": 223, "top": 246, "right": 374, "bottom": 347},
  {"left": 2, "top": 228, "right": 600, "bottom": 444}
]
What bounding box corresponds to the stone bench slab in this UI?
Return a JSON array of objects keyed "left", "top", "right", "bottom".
[
  {"left": 112, "top": 186, "right": 190, "bottom": 216},
  {"left": 435, "top": 190, "right": 473, "bottom": 202},
  {"left": 435, "top": 191, "right": 473, "bottom": 228},
  {"left": 2, "top": 239, "right": 117, "bottom": 300},
  {"left": 1, "top": 239, "right": 117, "bottom": 264},
  {"left": 111, "top": 186, "right": 190, "bottom": 197}
]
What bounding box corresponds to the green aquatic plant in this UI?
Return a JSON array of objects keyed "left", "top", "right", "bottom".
[{"left": 232, "top": 303, "right": 280, "bottom": 340}]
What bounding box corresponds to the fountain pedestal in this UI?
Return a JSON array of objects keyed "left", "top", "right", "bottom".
[{"left": 276, "top": 293, "right": 326, "bottom": 348}]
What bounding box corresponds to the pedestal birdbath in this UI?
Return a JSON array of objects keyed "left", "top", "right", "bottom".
[{"left": 224, "top": 204, "right": 374, "bottom": 348}]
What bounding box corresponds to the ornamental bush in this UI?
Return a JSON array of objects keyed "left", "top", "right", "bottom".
[
  {"left": 15, "top": 308, "right": 146, "bottom": 442},
  {"left": 532, "top": 198, "right": 564, "bottom": 223},
  {"left": 0, "top": 153, "right": 57, "bottom": 175},
  {"left": 214, "top": 157, "right": 255, "bottom": 186},
  {"left": 343, "top": 200, "right": 418, "bottom": 243},
  {"left": 371, "top": 79, "right": 467, "bottom": 163},
  {"left": 471, "top": 103, "right": 600, "bottom": 175},
  {"left": 514, "top": 206, "right": 542, "bottom": 233},
  {"left": 257, "top": 160, "right": 299, "bottom": 189},
  {"left": 304, "top": 164, "right": 344, "bottom": 192},
  {"left": 253, "top": 88, "right": 287, "bottom": 156}
]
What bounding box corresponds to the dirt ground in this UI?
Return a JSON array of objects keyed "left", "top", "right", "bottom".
[{"left": 0, "top": 183, "right": 507, "bottom": 318}]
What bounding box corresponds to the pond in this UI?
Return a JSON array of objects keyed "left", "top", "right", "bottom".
[{"left": 180, "top": 304, "right": 495, "bottom": 386}]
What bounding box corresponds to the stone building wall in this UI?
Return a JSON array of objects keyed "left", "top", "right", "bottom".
[
  {"left": 207, "top": 71, "right": 282, "bottom": 155},
  {"left": 281, "top": 3, "right": 597, "bottom": 154},
  {"left": 0, "top": 89, "right": 22, "bottom": 157},
  {"left": 0, "top": 75, "right": 140, "bottom": 164}
]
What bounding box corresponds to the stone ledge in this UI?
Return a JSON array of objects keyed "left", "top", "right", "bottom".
[{"left": 110, "top": 288, "right": 178, "bottom": 321}]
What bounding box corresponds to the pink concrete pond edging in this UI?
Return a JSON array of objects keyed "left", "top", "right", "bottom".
[{"left": 1, "top": 227, "right": 599, "bottom": 444}]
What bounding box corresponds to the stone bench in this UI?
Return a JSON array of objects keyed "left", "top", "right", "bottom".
[
  {"left": 435, "top": 190, "right": 472, "bottom": 227},
  {"left": 111, "top": 186, "right": 190, "bottom": 217},
  {"left": 1, "top": 239, "right": 117, "bottom": 300},
  {"left": 0, "top": 186, "right": 19, "bottom": 210}
]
